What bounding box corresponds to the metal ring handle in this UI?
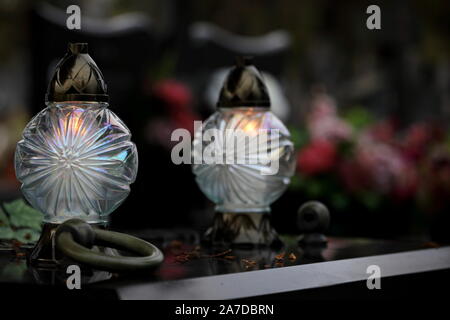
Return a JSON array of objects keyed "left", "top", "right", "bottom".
[{"left": 55, "top": 219, "right": 164, "bottom": 271}]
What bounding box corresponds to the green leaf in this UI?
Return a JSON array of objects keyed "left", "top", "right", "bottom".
[
  {"left": 343, "top": 107, "right": 374, "bottom": 132},
  {"left": 0, "top": 226, "right": 14, "bottom": 240},
  {"left": 289, "top": 126, "right": 309, "bottom": 149},
  {"left": 337, "top": 140, "right": 355, "bottom": 157},
  {"left": 0, "top": 261, "right": 27, "bottom": 281},
  {"left": 0, "top": 207, "right": 14, "bottom": 240},
  {"left": 305, "top": 179, "right": 324, "bottom": 197},
  {"left": 330, "top": 192, "right": 350, "bottom": 211},
  {"left": 359, "top": 192, "right": 382, "bottom": 211},
  {"left": 4, "top": 199, "right": 43, "bottom": 230},
  {"left": 289, "top": 175, "right": 302, "bottom": 190},
  {"left": 14, "top": 228, "right": 41, "bottom": 244},
  {"left": 0, "top": 206, "right": 10, "bottom": 227}
]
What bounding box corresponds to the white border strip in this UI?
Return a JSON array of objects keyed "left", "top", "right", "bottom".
[{"left": 118, "top": 247, "right": 450, "bottom": 300}]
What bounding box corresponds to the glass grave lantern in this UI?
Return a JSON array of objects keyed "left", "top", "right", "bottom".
[
  {"left": 192, "top": 57, "right": 296, "bottom": 246},
  {"left": 15, "top": 43, "right": 139, "bottom": 266}
]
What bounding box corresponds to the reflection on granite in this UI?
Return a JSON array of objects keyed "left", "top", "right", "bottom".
[{"left": 0, "top": 229, "right": 428, "bottom": 286}]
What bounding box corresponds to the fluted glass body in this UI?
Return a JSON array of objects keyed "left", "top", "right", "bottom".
[
  {"left": 192, "top": 107, "right": 296, "bottom": 213},
  {"left": 15, "top": 102, "right": 138, "bottom": 224}
]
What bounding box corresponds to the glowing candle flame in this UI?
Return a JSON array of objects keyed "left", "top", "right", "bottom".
[{"left": 243, "top": 121, "right": 257, "bottom": 133}]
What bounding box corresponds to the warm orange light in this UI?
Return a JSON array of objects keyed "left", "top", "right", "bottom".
[
  {"left": 67, "top": 108, "right": 85, "bottom": 136},
  {"left": 243, "top": 121, "right": 258, "bottom": 133}
]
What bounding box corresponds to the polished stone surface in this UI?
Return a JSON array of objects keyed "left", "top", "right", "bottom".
[{"left": 0, "top": 230, "right": 429, "bottom": 286}]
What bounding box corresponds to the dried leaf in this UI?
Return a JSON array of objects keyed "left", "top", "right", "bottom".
[
  {"left": 241, "top": 259, "right": 257, "bottom": 270},
  {"left": 274, "top": 261, "right": 284, "bottom": 267},
  {"left": 422, "top": 242, "right": 440, "bottom": 249},
  {"left": 203, "top": 249, "right": 232, "bottom": 258},
  {"left": 15, "top": 252, "right": 26, "bottom": 258},
  {"left": 175, "top": 255, "right": 190, "bottom": 263},
  {"left": 275, "top": 252, "right": 285, "bottom": 261}
]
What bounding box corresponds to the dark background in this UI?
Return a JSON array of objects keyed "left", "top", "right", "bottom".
[{"left": 0, "top": 0, "right": 449, "bottom": 241}]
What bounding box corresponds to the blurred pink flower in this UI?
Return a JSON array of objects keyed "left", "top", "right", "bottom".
[
  {"left": 146, "top": 79, "right": 199, "bottom": 149},
  {"left": 152, "top": 79, "right": 198, "bottom": 134},
  {"left": 300, "top": 90, "right": 425, "bottom": 203},
  {"left": 392, "top": 163, "right": 418, "bottom": 201},
  {"left": 307, "top": 93, "right": 352, "bottom": 142},
  {"left": 401, "top": 123, "right": 443, "bottom": 162},
  {"left": 341, "top": 137, "right": 418, "bottom": 199},
  {"left": 308, "top": 92, "right": 338, "bottom": 119},
  {"left": 308, "top": 116, "right": 353, "bottom": 142},
  {"left": 338, "top": 159, "right": 371, "bottom": 193},
  {"left": 153, "top": 79, "right": 193, "bottom": 111},
  {"left": 420, "top": 146, "right": 450, "bottom": 212},
  {"left": 365, "top": 119, "right": 396, "bottom": 144}
]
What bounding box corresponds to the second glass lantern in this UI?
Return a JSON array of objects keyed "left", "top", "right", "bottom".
[{"left": 192, "top": 57, "right": 296, "bottom": 246}]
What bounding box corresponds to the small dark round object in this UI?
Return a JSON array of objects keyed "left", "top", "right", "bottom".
[{"left": 297, "top": 201, "right": 330, "bottom": 233}]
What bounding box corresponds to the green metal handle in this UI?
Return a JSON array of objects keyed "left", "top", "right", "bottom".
[{"left": 55, "top": 219, "right": 164, "bottom": 271}]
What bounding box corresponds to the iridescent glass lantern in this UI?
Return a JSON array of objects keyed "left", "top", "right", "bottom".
[
  {"left": 192, "top": 57, "right": 296, "bottom": 246},
  {"left": 15, "top": 43, "right": 138, "bottom": 265}
]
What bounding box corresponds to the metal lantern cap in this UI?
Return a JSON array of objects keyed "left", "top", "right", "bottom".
[
  {"left": 45, "top": 43, "right": 109, "bottom": 103},
  {"left": 217, "top": 56, "right": 271, "bottom": 108}
]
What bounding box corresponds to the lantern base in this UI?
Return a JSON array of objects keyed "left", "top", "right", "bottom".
[
  {"left": 203, "top": 211, "right": 282, "bottom": 248},
  {"left": 28, "top": 222, "right": 110, "bottom": 268}
]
